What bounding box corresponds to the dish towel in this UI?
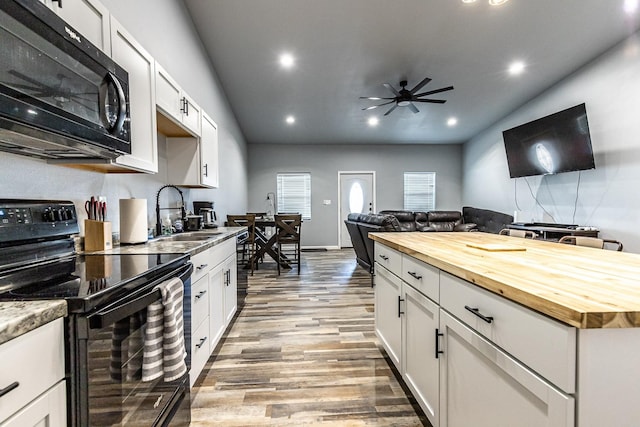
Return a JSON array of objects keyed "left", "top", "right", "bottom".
[{"left": 142, "top": 277, "right": 187, "bottom": 382}]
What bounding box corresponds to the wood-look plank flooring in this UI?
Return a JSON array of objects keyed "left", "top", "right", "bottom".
[{"left": 190, "top": 249, "right": 430, "bottom": 426}]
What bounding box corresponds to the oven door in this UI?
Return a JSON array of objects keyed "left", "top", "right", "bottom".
[
  {"left": 0, "top": 0, "right": 130, "bottom": 156},
  {"left": 71, "top": 263, "right": 192, "bottom": 427}
]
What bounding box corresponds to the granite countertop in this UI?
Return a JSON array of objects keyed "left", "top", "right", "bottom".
[
  {"left": 87, "top": 226, "right": 246, "bottom": 256},
  {"left": 0, "top": 300, "right": 67, "bottom": 346}
]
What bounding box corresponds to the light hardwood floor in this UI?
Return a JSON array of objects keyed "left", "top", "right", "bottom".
[{"left": 190, "top": 249, "right": 430, "bottom": 426}]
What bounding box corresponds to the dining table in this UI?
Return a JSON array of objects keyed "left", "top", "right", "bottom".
[{"left": 250, "top": 217, "right": 292, "bottom": 270}]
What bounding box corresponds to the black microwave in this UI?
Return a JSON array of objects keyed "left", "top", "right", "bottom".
[{"left": 0, "top": 0, "right": 131, "bottom": 161}]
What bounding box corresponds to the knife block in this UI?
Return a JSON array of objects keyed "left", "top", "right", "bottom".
[{"left": 84, "top": 220, "right": 112, "bottom": 252}]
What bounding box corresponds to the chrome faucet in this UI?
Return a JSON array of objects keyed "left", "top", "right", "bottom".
[{"left": 155, "top": 184, "right": 186, "bottom": 237}]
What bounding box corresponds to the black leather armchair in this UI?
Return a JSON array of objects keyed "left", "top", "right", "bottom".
[{"left": 344, "top": 213, "right": 401, "bottom": 275}]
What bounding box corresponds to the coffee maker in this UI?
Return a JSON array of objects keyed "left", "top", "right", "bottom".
[{"left": 193, "top": 201, "right": 218, "bottom": 228}]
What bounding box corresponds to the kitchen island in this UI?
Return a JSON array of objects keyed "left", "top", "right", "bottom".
[{"left": 370, "top": 231, "right": 640, "bottom": 427}]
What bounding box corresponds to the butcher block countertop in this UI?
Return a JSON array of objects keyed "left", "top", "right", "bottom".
[{"left": 370, "top": 231, "right": 640, "bottom": 329}]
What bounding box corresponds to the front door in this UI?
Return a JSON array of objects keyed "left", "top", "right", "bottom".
[{"left": 339, "top": 172, "right": 375, "bottom": 248}]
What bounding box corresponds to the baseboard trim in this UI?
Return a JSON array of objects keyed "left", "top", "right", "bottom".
[{"left": 302, "top": 245, "right": 340, "bottom": 251}]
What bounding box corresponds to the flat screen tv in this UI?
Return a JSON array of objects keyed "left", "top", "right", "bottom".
[{"left": 502, "top": 103, "right": 595, "bottom": 178}]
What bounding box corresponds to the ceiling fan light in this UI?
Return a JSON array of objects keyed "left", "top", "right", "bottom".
[
  {"left": 488, "top": 0, "right": 509, "bottom": 5},
  {"left": 397, "top": 100, "right": 411, "bottom": 107}
]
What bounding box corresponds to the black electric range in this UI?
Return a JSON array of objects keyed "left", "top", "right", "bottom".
[{"left": 0, "top": 199, "right": 192, "bottom": 427}]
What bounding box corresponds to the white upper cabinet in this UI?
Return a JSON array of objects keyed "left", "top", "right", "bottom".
[
  {"left": 200, "top": 112, "right": 219, "bottom": 188},
  {"left": 155, "top": 63, "right": 202, "bottom": 137},
  {"left": 43, "top": 0, "right": 111, "bottom": 53},
  {"left": 110, "top": 17, "right": 158, "bottom": 173},
  {"left": 166, "top": 112, "right": 219, "bottom": 188}
]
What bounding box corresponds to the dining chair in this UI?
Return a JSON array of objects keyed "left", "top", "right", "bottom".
[
  {"left": 226, "top": 214, "right": 257, "bottom": 274},
  {"left": 499, "top": 228, "right": 538, "bottom": 239},
  {"left": 274, "top": 214, "right": 302, "bottom": 275},
  {"left": 558, "top": 235, "right": 623, "bottom": 251}
]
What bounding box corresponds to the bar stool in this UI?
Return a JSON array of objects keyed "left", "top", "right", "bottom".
[
  {"left": 558, "top": 235, "right": 623, "bottom": 251},
  {"left": 499, "top": 228, "right": 538, "bottom": 239},
  {"left": 226, "top": 214, "right": 257, "bottom": 274}
]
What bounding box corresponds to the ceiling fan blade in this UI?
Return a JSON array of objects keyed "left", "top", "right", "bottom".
[
  {"left": 359, "top": 96, "right": 395, "bottom": 100},
  {"left": 410, "top": 77, "right": 432, "bottom": 94},
  {"left": 407, "top": 103, "right": 420, "bottom": 114},
  {"left": 361, "top": 100, "right": 395, "bottom": 111},
  {"left": 415, "top": 86, "right": 454, "bottom": 97},
  {"left": 413, "top": 99, "right": 447, "bottom": 104},
  {"left": 384, "top": 104, "right": 398, "bottom": 116},
  {"left": 383, "top": 83, "right": 401, "bottom": 97}
]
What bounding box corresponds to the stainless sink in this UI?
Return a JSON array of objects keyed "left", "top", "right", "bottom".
[{"left": 160, "top": 234, "right": 213, "bottom": 242}]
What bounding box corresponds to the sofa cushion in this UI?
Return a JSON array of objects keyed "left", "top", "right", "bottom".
[{"left": 379, "top": 210, "right": 416, "bottom": 231}]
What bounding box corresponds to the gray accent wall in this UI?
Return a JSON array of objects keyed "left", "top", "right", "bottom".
[
  {"left": 463, "top": 33, "right": 640, "bottom": 253},
  {"left": 248, "top": 143, "right": 462, "bottom": 248},
  {"left": 0, "top": 0, "right": 247, "bottom": 235}
]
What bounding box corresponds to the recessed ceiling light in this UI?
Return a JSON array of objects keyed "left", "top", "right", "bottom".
[
  {"left": 285, "top": 115, "right": 295, "bottom": 125},
  {"left": 508, "top": 61, "right": 526, "bottom": 75},
  {"left": 447, "top": 117, "right": 458, "bottom": 127},
  {"left": 461, "top": 0, "right": 477, "bottom": 3},
  {"left": 488, "top": 0, "right": 509, "bottom": 5},
  {"left": 279, "top": 53, "right": 295, "bottom": 68},
  {"left": 368, "top": 117, "right": 379, "bottom": 127},
  {"left": 624, "top": 0, "right": 638, "bottom": 14}
]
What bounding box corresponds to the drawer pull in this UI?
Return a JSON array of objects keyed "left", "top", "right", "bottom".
[
  {"left": 379, "top": 254, "right": 389, "bottom": 261},
  {"left": 408, "top": 271, "right": 422, "bottom": 280},
  {"left": 435, "top": 329, "right": 444, "bottom": 359},
  {"left": 0, "top": 381, "right": 19, "bottom": 398},
  {"left": 196, "top": 263, "right": 209, "bottom": 271},
  {"left": 195, "top": 336, "right": 208, "bottom": 349},
  {"left": 195, "top": 290, "right": 207, "bottom": 299},
  {"left": 464, "top": 305, "right": 494, "bottom": 324}
]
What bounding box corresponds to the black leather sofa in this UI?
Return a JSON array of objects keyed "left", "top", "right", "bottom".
[
  {"left": 462, "top": 206, "right": 514, "bottom": 234},
  {"left": 346, "top": 207, "right": 512, "bottom": 275}
]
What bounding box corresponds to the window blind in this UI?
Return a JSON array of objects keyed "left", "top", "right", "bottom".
[
  {"left": 404, "top": 172, "right": 436, "bottom": 211},
  {"left": 276, "top": 173, "right": 311, "bottom": 219}
]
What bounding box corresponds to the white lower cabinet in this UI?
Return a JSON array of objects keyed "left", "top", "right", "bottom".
[
  {"left": 439, "top": 310, "right": 574, "bottom": 427},
  {"left": 223, "top": 253, "right": 238, "bottom": 326},
  {"left": 208, "top": 263, "right": 226, "bottom": 354},
  {"left": 190, "top": 274, "right": 210, "bottom": 388},
  {"left": 374, "top": 264, "right": 402, "bottom": 368},
  {"left": 374, "top": 245, "right": 577, "bottom": 427},
  {"left": 189, "top": 237, "right": 238, "bottom": 386},
  {"left": 403, "top": 284, "right": 440, "bottom": 427},
  {"left": 0, "top": 319, "right": 66, "bottom": 427}
]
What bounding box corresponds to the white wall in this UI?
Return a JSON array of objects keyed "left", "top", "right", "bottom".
[
  {"left": 463, "top": 34, "right": 640, "bottom": 253},
  {"left": 248, "top": 143, "right": 463, "bottom": 248},
  {"left": 0, "top": 0, "right": 247, "bottom": 235}
]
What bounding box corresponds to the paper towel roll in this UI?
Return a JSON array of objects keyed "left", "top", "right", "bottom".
[{"left": 119, "top": 198, "right": 148, "bottom": 244}]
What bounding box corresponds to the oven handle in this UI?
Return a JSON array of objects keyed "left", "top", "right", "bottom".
[{"left": 89, "top": 262, "right": 193, "bottom": 329}]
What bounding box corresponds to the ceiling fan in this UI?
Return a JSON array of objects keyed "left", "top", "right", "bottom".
[{"left": 360, "top": 77, "right": 454, "bottom": 116}]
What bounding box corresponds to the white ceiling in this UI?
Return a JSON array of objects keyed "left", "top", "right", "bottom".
[{"left": 184, "top": 0, "right": 640, "bottom": 145}]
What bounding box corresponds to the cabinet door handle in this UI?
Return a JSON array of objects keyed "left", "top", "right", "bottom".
[
  {"left": 0, "top": 381, "right": 19, "bottom": 398},
  {"left": 203, "top": 163, "right": 208, "bottom": 177},
  {"left": 407, "top": 271, "right": 422, "bottom": 280},
  {"left": 195, "top": 290, "right": 207, "bottom": 299},
  {"left": 180, "top": 97, "right": 187, "bottom": 114},
  {"left": 464, "top": 305, "right": 494, "bottom": 324},
  {"left": 379, "top": 254, "right": 389, "bottom": 261},
  {"left": 435, "top": 329, "right": 444, "bottom": 359},
  {"left": 398, "top": 296, "right": 405, "bottom": 317},
  {"left": 195, "top": 337, "right": 207, "bottom": 349},
  {"left": 196, "top": 263, "right": 208, "bottom": 271}
]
